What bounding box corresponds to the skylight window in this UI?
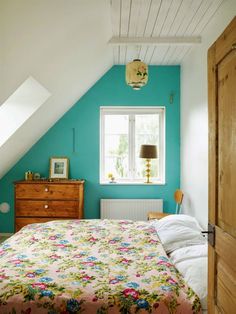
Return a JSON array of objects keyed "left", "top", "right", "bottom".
[{"left": 0, "top": 77, "right": 51, "bottom": 147}]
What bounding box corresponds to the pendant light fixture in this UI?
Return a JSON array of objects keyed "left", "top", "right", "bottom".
[{"left": 126, "top": 59, "right": 148, "bottom": 90}]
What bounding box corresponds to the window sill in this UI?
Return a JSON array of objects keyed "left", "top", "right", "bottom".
[{"left": 100, "top": 181, "right": 166, "bottom": 186}]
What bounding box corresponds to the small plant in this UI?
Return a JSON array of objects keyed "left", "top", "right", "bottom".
[{"left": 107, "top": 173, "right": 115, "bottom": 182}]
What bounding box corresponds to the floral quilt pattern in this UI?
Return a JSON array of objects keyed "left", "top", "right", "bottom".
[{"left": 0, "top": 219, "right": 201, "bottom": 313}]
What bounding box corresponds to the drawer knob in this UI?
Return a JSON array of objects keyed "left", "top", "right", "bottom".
[
  {"left": 44, "top": 187, "right": 49, "bottom": 192},
  {"left": 44, "top": 204, "right": 49, "bottom": 209}
]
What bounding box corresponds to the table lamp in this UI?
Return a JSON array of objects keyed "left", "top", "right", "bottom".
[{"left": 139, "top": 144, "right": 157, "bottom": 183}]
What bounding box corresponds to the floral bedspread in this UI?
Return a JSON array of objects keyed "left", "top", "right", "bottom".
[{"left": 0, "top": 219, "right": 201, "bottom": 314}]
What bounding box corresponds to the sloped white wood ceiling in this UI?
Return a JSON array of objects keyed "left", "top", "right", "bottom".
[
  {"left": 0, "top": 0, "right": 113, "bottom": 178},
  {"left": 110, "top": 0, "right": 224, "bottom": 64}
]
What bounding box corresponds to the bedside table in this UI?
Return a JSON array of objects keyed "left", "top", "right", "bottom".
[{"left": 148, "top": 212, "right": 171, "bottom": 220}]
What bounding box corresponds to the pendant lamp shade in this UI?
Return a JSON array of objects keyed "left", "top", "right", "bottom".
[{"left": 126, "top": 59, "right": 148, "bottom": 90}]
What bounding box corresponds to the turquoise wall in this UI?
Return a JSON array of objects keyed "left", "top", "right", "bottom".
[{"left": 0, "top": 65, "right": 180, "bottom": 233}]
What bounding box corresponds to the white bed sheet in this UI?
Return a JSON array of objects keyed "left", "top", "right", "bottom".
[{"left": 169, "top": 244, "right": 208, "bottom": 311}]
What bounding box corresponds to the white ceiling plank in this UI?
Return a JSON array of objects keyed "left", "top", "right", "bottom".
[
  {"left": 142, "top": 0, "right": 162, "bottom": 36},
  {"left": 128, "top": 0, "right": 141, "bottom": 36},
  {"left": 113, "top": 46, "right": 120, "bottom": 64},
  {"left": 144, "top": 46, "right": 156, "bottom": 64},
  {"left": 191, "top": 0, "right": 224, "bottom": 35},
  {"left": 110, "top": 0, "right": 228, "bottom": 65},
  {"left": 152, "top": 0, "right": 173, "bottom": 36},
  {"left": 148, "top": 46, "right": 157, "bottom": 64},
  {"left": 135, "top": 0, "right": 152, "bottom": 36},
  {"left": 159, "top": 0, "right": 184, "bottom": 36},
  {"left": 120, "top": 0, "right": 132, "bottom": 36},
  {"left": 139, "top": 46, "right": 149, "bottom": 62},
  {"left": 125, "top": 46, "right": 140, "bottom": 63},
  {"left": 184, "top": 0, "right": 215, "bottom": 35},
  {"left": 181, "top": 46, "right": 193, "bottom": 63},
  {"left": 161, "top": 46, "right": 178, "bottom": 64},
  {"left": 166, "top": 46, "right": 181, "bottom": 64},
  {"left": 111, "top": 0, "right": 121, "bottom": 36},
  {"left": 108, "top": 36, "right": 201, "bottom": 45},
  {"left": 168, "top": 0, "right": 193, "bottom": 36},
  {"left": 150, "top": 46, "right": 170, "bottom": 64},
  {"left": 175, "top": 0, "right": 204, "bottom": 36},
  {"left": 170, "top": 46, "right": 185, "bottom": 63},
  {"left": 119, "top": 45, "right": 127, "bottom": 64},
  {"left": 176, "top": 46, "right": 192, "bottom": 63},
  {"left": 111, "top": 0, "right": 122, "bottom": 63},
  {"left": 120, "top": 0, "right": 132, "bottom": 65}
]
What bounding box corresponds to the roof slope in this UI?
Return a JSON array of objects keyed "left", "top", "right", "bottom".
[
  {"left": 0, "top": 0, "right": 226, "bottom": 178},
  {"left": 0, "top": 0, "right": 113, "bottom": 178}
]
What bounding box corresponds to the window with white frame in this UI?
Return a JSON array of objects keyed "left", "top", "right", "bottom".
[{"left": 100, "top": 107, "right": 165, "bottom": 184}]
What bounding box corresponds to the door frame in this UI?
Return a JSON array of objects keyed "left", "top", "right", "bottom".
[{"left": 208, "top": 16, "right": 236, "bottom": 313}]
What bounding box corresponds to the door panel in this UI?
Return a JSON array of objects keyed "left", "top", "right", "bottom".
[
  {"left": 218, "top": 51, "right": 236, "bottom": 238},
  {"left": 215, "top": 227, "right": 236, "bottom": 312},
  {"left": 208, "top": 17, "right": 236, "bottom": 314}
]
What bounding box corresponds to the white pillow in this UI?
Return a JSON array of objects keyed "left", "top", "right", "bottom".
[
  {"left": 169, "top": 244, "right": 208, "bottom": 310},
  {"left": 153, "top": 214, "right": 205, "bottom": 253}
]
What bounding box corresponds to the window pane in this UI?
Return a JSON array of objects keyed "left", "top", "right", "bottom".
[
  {"left": 105, "top": 115, "right": 128, "bottom": 134},
  {"left": 135, "top": 114, "right": 159, "bottom": 179},
  {"left": 104, "top": 115, "right": 129, "bottom": 179},
  {"left": 101, "top": 108, "right": 164, "bottom": 183}
]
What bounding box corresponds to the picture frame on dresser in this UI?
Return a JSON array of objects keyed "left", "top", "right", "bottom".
[{"left": 49, "top": 157, "right": 69, "bottom": 179}]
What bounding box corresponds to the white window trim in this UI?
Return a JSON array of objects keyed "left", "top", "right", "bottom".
[{"left": 100, "top": 106, "right": 166, "bottom": 185}]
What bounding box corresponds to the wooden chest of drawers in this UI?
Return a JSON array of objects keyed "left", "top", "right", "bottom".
[{"left": 14, "top": 180, "right": 84, "bottom": 232}]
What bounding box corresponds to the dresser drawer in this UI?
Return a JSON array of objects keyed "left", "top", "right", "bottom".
[
  {"left": 15, "top": 183, "right": 80, "bottom": 200},
  {"left": 15, "top": 217, "right": 63, "bottom": 232},
  {"left": 15, "top": 200, "right": 79, "bottom": 218},
  {"left": 14, "top": 180, "right": 84, "bottom": 232}
]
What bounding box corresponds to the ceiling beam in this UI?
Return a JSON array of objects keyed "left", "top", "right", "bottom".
[{"left": 108, "top": 36, "right": 201, "bottom": 46}]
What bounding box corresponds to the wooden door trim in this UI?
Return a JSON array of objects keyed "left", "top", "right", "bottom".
[
  {"left": 208, "top": 42, "right": 217, "bottom": 225},
  {"left": 215, "top": 16, "right": 236, "bottom": 65},
  {"left": 208, "top": 16, "right": 236, "bottom": 314},
  {"left": 208, "top": 39, "right": 218, "bottom": 314}
]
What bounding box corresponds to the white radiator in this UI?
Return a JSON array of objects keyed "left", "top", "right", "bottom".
[{"left": 100, "top": 199, "right": 163, "bottom": 221}]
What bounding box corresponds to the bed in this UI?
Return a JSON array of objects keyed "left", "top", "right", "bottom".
[{"left": 0, "top": 219, "right": 202, "bottom": 313}]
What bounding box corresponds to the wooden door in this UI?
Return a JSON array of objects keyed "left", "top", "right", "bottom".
[{"left": 208, "top": 17, "right": 236, "bottom": 313}]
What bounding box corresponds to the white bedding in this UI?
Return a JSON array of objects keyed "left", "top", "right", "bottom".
[
  {"left": 152, "top": 214, "right": 205, "bottom": 253},
  {"left": 169, "top": 244, "right": 208, "bottom": 311},
  {"left": 152, "top": 214, "right": 208, "bottom": 311}
]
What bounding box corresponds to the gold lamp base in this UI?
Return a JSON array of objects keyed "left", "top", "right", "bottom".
[{"left": 145, "top": 159, "right": 152, "bottom": 183}]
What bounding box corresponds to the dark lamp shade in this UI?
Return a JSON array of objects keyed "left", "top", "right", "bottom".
[{"left": 139, "top": 145, "right": 157, "bottom": 159}]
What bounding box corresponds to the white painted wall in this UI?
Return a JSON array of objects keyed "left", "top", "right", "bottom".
[
  {"left": 181, "top": 1, "right": 236, "bottom": 228},
  {"left": 0, "top": 0, "right": 113, "bottom": 178}
]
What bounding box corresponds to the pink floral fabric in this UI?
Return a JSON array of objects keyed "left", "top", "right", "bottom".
[{"left": 0, "top": 219, "right": 201, "bottom": 313}]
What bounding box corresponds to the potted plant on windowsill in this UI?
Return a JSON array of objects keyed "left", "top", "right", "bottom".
[{"left": 108, "top": 173, "right": 116, "bottom": 183}]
